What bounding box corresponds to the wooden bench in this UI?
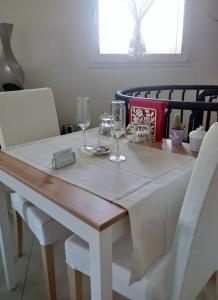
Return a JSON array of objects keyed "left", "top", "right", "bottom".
[{"left": 115, "top": 85, "right": 218, "bottom": 140}]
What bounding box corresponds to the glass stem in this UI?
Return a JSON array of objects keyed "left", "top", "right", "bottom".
[
  {"left": 83, "top": 128, "right": 87, "bottom": 148},
  {"left": 116, "top": 136, "right": 120, "bottom": 158}
]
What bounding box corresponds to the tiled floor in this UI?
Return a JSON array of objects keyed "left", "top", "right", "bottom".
[
  {"left": 0, "top": 214, "right": 216, "bottom": 300},
  {"left": 0, "top": 214, "right": 127, "bottom": 300},
  {"left": 0, "top": 213, "right": 69, "bottom": 300}
]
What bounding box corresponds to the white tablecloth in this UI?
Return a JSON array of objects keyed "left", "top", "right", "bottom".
[{"left": 4, "top": 128, "right": 195, "bottom": 282}]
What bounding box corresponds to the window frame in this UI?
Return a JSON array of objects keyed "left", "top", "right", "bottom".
[{"left": 88, "top": 0, "right": 192, "bottom": 67}]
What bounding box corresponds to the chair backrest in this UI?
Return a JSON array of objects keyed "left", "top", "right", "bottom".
[
  {"left": 167, "top": 122, "right": 218, "bottom": 300},
  {"left": 0, "top": 88, "right": 60, "bottom": 149}
]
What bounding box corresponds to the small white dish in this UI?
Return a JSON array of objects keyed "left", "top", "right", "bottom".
[{"left": 91, "top": 145, "right": 111, "bottom": 155}]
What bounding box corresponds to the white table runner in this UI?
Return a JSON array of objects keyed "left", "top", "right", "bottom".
[{"left": 4, "top": 128, "right": 195, "bottom": 282}]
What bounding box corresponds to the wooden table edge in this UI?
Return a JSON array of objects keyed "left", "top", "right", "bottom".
[{"left": 0, "top": 152, "right": 127, "bottom": 231}]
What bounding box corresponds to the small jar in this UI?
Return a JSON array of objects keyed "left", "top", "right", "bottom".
[
  {"left": 189, "top": 126, "right": 206, "bottom": 152},
  {"left": 99, "top": 113, "right": 112, "bottom": 136},
  {"left": 133, "top": 125, "right": 152, "bottom": 144}
]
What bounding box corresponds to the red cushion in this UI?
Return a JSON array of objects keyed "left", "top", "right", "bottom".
[{"left": 129, "top": 98, "right": 168, "bottom": 141}]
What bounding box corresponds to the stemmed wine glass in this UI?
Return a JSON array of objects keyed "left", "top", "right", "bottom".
[
  {"left": 109, "top": 100, "right": 126, "bottom": 162},
  {"left": 77, "top": 96, "right": 92, "bottom": 150}
]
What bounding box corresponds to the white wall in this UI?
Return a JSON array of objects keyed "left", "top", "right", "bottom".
[{"left": 1, "top": 0, "right": 218, "bottom": 128}]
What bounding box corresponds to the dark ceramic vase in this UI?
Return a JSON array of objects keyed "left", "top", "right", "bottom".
[{"left": 0, "top": 23, "right": 25, "bottom": 91}]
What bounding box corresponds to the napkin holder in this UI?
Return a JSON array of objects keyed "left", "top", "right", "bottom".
[{"left": 52, "top": 148, "right": 76, "bottom": 170}]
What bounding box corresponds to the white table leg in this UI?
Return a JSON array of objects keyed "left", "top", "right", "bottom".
[
  {"left": 0, "top": 185, "right": 16, "bottom": 289},
  {"left": 89, "top": 227, "right": 112, "bottom": 300}
]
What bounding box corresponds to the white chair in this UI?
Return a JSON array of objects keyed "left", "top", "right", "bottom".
[
  {"left": 65, "top": 122, "right": 218, "bottom": 300},
  {"left": 0, "top": 88, "right": 71, "bottom": 300}
]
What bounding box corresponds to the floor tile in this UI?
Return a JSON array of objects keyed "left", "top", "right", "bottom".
[
  {"left": 22, "top": 242, "right": 69, "bottom": 300},
  {"left": 0, "top": 244, "right": 32, "bottom": 300},
  {"left": 21, "top": 243, "right": 47, "bottom": 300}
]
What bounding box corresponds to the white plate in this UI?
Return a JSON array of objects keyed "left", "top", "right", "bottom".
[{"left": 90, "top": 145, "right": 111, "bottom": 155}]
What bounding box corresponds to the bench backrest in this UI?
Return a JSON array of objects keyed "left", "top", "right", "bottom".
[{"left": 115, "top": 85, "right": 218, "bottom": 140}]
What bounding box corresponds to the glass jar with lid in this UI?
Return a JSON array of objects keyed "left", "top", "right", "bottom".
[
  {"left": 133, "top": 124, "right": 152, "bottom": 144},
  {"left": 99, "top": 113, "right": 112, "bottom": 136}
]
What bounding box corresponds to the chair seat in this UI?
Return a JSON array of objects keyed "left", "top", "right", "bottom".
[
  {"left": 65, "top": 234, "right": 169, "bottom": 300},
  {"left": 11, "top": 192, "right": 71, "bottom": 246}
]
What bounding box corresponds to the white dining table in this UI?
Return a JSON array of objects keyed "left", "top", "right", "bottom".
[{"left": 0, "top": 129, "right": 196, "bottom": 299}]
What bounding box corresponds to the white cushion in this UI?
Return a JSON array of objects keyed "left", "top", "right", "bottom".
[
  {"left": 65, "top": 234, "right": 169, "bottom": 300},
  {"left": 11, "top": 192, "right": 71, "bottom": 246}
]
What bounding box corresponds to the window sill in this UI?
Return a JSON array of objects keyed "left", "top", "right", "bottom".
[{"left": 88, "top": 53, "right": 190, "bottom": 68}]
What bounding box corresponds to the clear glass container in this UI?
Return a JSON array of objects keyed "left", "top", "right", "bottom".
[
  {"left": 133, "top": 124, "right": 152, "bottom": 144},
  {"left": 99, "top": 113, "right": 112, "bottom": 136}
]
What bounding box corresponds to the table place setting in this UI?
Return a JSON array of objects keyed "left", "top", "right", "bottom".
[{"left": 77, "top": 97, "right": 128, "bottom": 162}]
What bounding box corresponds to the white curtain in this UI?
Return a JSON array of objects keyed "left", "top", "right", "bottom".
[{"left": 127, "top": 0, "right": 154, "bottom": 57}]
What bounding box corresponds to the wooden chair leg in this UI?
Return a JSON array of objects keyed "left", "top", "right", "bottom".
[
  {"left": 67, "top": 265, "right": 83, "bottom": 300},
  {"left": 13, "top": 210, "right": 23, "bottom": 257},
  {"left": 41, "top": 244, "right": 57, "bottom": 300}
]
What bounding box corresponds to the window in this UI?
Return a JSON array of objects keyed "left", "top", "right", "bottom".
[{"left": 91, "top": 0, "right": 190, "bottom": 65}]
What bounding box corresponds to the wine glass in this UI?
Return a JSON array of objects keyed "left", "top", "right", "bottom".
[
  {"left": 109, "top": 100, "right": 126, "bottom": 162},
  {"left": 77, "top": 97, "right": 92, "bottom": 150}
]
